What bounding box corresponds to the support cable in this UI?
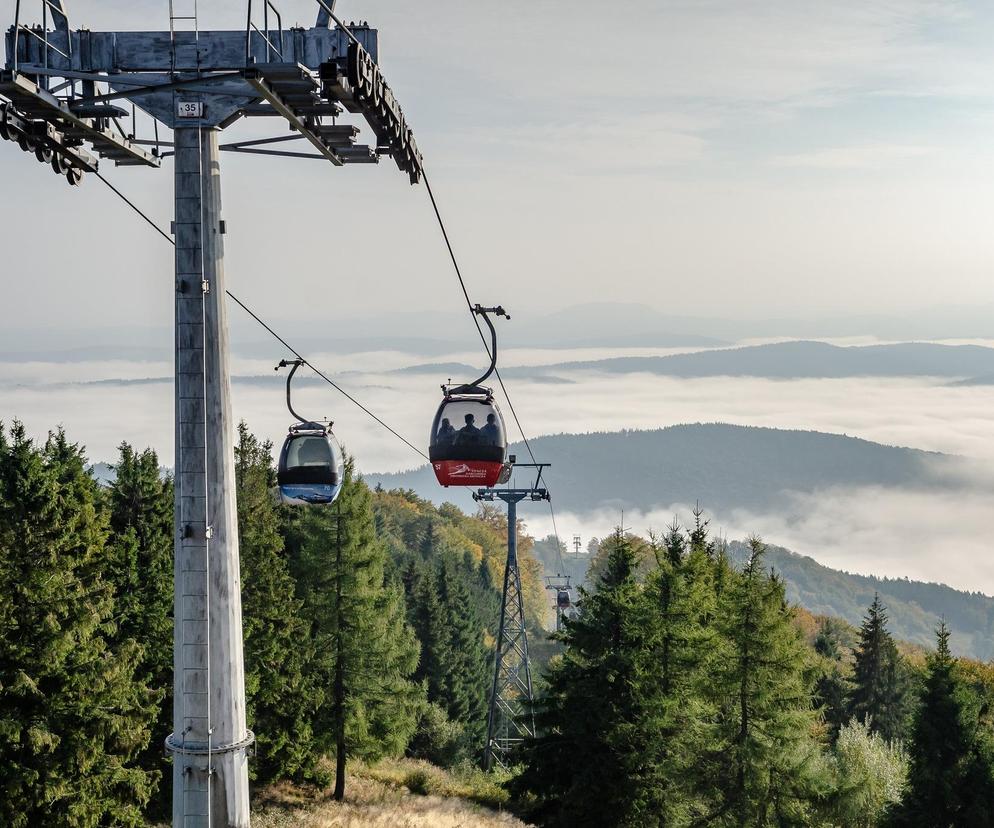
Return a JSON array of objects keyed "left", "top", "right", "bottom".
[{"left": 92, "top": 171, "right": 429, "bottom": 464}]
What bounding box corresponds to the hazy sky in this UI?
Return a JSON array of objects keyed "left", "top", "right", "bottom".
[{"left": 3, "top": 0, "right": 994, "bottom": 341}]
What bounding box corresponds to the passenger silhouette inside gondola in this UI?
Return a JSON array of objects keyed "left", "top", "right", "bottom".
[
  {"left": 456, "top": 412, "right": 481, "bottom": 444},
  {"left": 436, "top": 417, "right": 455, "bottom": 445},
  {"left": 296, "top": 437, "right": 330, "bottom": 467},
  {"left": 481, "top": 412, "right": 500, "bottom": 445}
]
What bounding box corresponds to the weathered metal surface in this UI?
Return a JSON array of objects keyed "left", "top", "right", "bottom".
[
  {"left": 0, "top": 70, "right": 159, "bottom": 165},
  {"left": 245, "top": 67, "right": 344, "bottom": 166},
  {"left": 5, "top": 26, "right": 378, "bottom": 73},
  {"left": 170, "top": 128, "right": 251, "bottom": 828}
]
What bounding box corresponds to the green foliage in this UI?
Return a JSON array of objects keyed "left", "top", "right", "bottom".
[
  {"left": 813, "top": 618, "right": 853, "bottom": 741},
  {"left": 512, "top": 531, "right": 660, "bottom": 827},
  {"left": 726, "top": 539, "right": 994, "bottom": 659},
  {"left": 283, "top": 463, "right": 422, "bottom": 798},
  {"left": 705, "top": 539, "right": 825, "bottom": 825},
  {"left": 849, "top": 595, "right": 914, "bottom": 743},
  {"left": 638, "top": 521, "right": 719, "bottom": 822},
  {"left": 404, "top": 538, "right": 490, "bottom": 763},
  {"left": 823, "top": 718, "right": 907, "bottom": 826},
  {"left": 891, "top": 621, "right": 994, "bottom": 825},
  {"left": 103, "top": 442, "right": 174, "bottom": 814},
  {"left": 407, "top": 701, "right": 467, "bottom": 768},
  {"left": 0, "top": 423, "right": 156, "bottom": 826},
  {"left": 235, "top": 423, "right": 318, "bottom": 783},
  {"left": 373, "top": 489, "right": 509, "bottom": 764}
]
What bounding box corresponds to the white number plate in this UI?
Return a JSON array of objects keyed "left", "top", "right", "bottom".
[{"left": 176, "top": 101, "right": 204, "bottom": 119}]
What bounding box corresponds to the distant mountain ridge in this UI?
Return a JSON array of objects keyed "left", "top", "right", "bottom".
[
  {"left": 365, "top": 423, "right": 966, "bottom": 515},
  {"left": 526, "top": 340, "right": 994, "bottom": 380},
  {"left": 726, "top": 540, "right": 994, "bottom": 660}
]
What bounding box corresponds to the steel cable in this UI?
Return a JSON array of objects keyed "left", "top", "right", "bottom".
[{"left": 93, "top": 170, "right": 429, "bottom": 463}]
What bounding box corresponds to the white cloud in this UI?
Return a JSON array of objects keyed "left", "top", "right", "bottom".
[
  {"left": 526, "top": 483, "right": 994, "bottom": 596},
  {"left": 772, "top": 145, "right": 937, "bottom": 169}
]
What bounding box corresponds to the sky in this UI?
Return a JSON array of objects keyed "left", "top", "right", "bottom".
[
  {"left": 5, "top": 2, "right": 994, "bottom": 592},
  {"left": 3, "top": 0, "right": 994, "bottom": 342}
]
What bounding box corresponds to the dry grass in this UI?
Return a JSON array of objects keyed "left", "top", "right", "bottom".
[{"left": 244, "top": 759, "right": 529, "bottom": 828}]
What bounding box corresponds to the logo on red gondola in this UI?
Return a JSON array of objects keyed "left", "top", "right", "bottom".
[{"left": 450, "top": 463, "right": 487, "bottom": 479}]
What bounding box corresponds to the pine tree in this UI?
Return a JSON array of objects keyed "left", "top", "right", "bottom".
[
  {"left": 235, "top": 423, "right": 318, "bottom": 783},
  {"left": 850, "top": 594, "right": 912, "bottom": 742},
  {"left": 103, "top": 442, "right": 174, "bottom": 814},
  {"left": 513, "top": 530, "right": 659, "bottom": 827},
  {"left": 892, "top": 621, "right": 994, "bottom": 826},
  {"left": 705, "top": 538, "right": 823, "bottom": 825},
  {"left": 0, "top": 424, "right": 156, "bottom": 826},
  {"left": 284, "top": 461, "right": 421, "bottom": 800}
]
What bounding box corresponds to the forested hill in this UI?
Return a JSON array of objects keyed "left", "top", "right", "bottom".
[
  {"left": 725, "top": 540, "right": 994, "bottom": 660},
  {"left": 366, "top": 423, "right": 963, "bottom": 514},
  {"left": 528, "top": 340, "right": 994, "bottom": 379}
]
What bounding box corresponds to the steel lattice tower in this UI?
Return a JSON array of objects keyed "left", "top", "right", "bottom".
[{"left": 476, "top": 469, "right": 550, "bottom": 771}]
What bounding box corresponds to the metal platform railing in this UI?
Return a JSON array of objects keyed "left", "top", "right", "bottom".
[
  {"left": 12, "top": 0, "right": 71, "bottom": 77},
  {"left": 245, "top": 0, "right": 284, "bottom": 65}
]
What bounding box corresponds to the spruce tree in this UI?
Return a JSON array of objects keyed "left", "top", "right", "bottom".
[
  {"left": 639, "top": 522, "right": 718, "bottom": 822},
  {"left": 103, "top": 442, "right": 174, "bottom": 813},
  {"left": 706, "top": 538, "right": 823, "bottom": 825},
  {"left": 235, "top": 423, "right": 318, "bottom": 783},
  {"left": 850, "top": 594, "right": 912, "bottom": 742},
  {"left": 892, "top": 621, "right": 994, "bottom": 826},
  {"left": 0, "top": 424, "right": 156, "bottom": 826},
  {"left": 407, "top": 558, "right": 451, "bottom": 703},
  {"left": 284, "top": 461, "right": 421, "bottom": 800},
  {"left": 437, "top": 552, "right": 490, "bottom": 753},
  {"left": 513, "top": 530, "right": 658, "bottom": 827}
]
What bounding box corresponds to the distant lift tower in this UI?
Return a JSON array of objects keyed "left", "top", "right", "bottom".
[
  {"left": 1, "top": 2, "right": 423, "bottom": 825},
  {"left": 474, "top": 463, "right": 551, "bottom": 771}
]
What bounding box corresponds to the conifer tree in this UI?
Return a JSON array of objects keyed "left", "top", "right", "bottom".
[
  {"left": 813, "top": 618, "right": 851, "bottom": 740},
  {"left": 850, "top": 594, "right": 912, "bottom": 742},
  {"left": 106, "top": 443, "right": 173, "bottom": 653},
  {"left": 639, "top": 521, "right": 718, "bottom": 822},
  {"left": 0, "top": 424, "right": 156, "bottom": 826},
  {"left": 513, "top": 530, "right": 658, "bottom": 827},
  {"left": 284, "top": 461, "right": 421, "bottom": 800},
  {"left": 439, "top": 555, "right": 490, "bottom": 726},
  {"left": 408, "top": 558, "right": 451, "bottom": 703},
  {"left": 891, "top": 621, "right": 994, "bottom": 825},
  {"left": 103, "top": 442, "right": 174, "bottom": 813},
  {"left": 706, "top": 539, "right": 823, "bottom": 825},
  {"left": 235, "top": 423, "right": 317, "bottom": 783}
]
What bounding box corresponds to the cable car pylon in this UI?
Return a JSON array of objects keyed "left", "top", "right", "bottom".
[
  {"left": 0, "top": 2, "right": 427, "bottom": 821},
  {"left": 475, "top": 462, "right": 551, "bottom": 771}
]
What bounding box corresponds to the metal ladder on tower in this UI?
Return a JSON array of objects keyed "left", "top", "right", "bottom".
[{"left": 168, "top": 0, "right": 200, "bottom": 76}]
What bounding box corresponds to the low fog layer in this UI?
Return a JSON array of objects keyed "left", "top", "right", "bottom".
[{"left": 5, "top": 341, "right": 994, "bottom": 594}]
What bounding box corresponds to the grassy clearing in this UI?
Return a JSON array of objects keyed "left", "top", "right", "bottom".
[{"left": 211, "top": 759, "right": 528, "bottom": 828}]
